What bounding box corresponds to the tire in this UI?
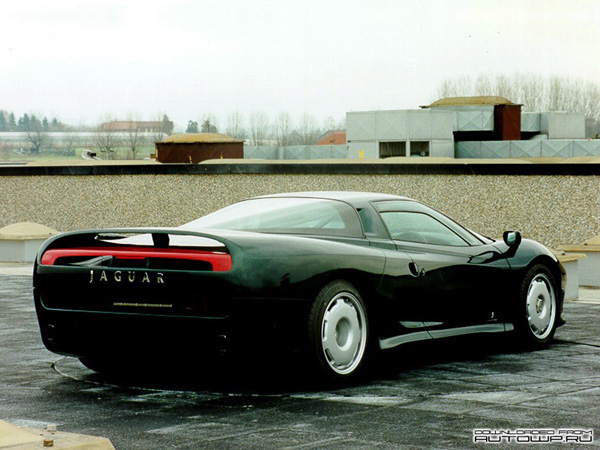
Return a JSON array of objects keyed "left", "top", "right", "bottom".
[
  {"left": 307, "top": 280, "right": 369, "bottom": 379},
  {"left": 515, "top": 264, "right": 558, "bottom": 346}
]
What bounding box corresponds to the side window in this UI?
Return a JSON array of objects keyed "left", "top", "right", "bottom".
[
  {"left": 380, "top": 212, "right": 469, "bottom": 246},
  {"left": 358, "top": 208, "right": 374, "bottom": 235}
]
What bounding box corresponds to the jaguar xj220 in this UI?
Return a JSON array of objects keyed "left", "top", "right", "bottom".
[{"left": 33, "top": 192, "right": 564, "bottom": 379}]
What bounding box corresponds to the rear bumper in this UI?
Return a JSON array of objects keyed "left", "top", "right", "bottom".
[
  {"left": 35, "top": 301, "right": 228, "bottom": 360},
  {"left": 34, "top": 289, "right": 310, "bottom": 361}
]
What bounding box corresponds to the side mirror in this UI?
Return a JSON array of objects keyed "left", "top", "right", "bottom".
[{"left": 503, "top": 230, "right": 522, "bottom": 248}]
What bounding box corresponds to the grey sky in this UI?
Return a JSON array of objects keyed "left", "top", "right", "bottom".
[{"left": 1, "top": 0, "right": 599, "bottom": 131}]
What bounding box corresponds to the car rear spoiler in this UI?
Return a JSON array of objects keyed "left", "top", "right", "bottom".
[{"left": 35, "top": 228, "right": 241, "bottom": 266}]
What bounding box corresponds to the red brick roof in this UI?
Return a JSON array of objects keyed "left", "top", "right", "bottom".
[
  {"left": 101, "top": 121, "right": 163, "bottom": 132},
  {"left": 316, "top": 131, "right": 346, "bottom": 145}
]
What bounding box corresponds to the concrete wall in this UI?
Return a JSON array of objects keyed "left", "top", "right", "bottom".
[
  {"left": 1, "top": 171, "right": 598, "bottom": 248},
  {"left": 430, "top": 140, "right": 455, "bottom": 158},
  {"left": 521, "top": 113, "right": 542, "bottom": 133},
  {"left": 346, "top": 109, "right": 454, "bottom": 141},
  {"left": 244, "top": 145, "right": 347, "bottom": 160},
  {"left": 346, "top": 110, "right": 454, "bottom": 158},
  {"left": 456, "top": 140, "right": 600, "bottom": 158},
  {"left": 541, "top": 112, "right": 586, "bottom": 139},
  {"left": 346, "top": 142, "right": 378, "bottom": 159},
  {"left": 0, "top": 239, "right": 47, "bottom": 262},
  {"left": 578, "top": 253, "right": 600, "bottom": 287}
]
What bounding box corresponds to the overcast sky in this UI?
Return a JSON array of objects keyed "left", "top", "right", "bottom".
[{"left": 1, "top": 0, "right": 599, "bottom": 131}]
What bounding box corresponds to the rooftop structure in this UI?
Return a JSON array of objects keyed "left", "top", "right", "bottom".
[
  {"left": 154, "top": 133, "right": 243, "bottom": 163},
  {"left": 424, "top": 96, "right": 516, "bottom": 107},
  {"left": 347, "top": 96, "right": 598, "bottom": 159},
  {"left": 162, "top": 133, "right": 240, "bottom": 144}
]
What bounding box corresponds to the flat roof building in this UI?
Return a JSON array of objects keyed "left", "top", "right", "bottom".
[
  {"left": 347, "top": 96, "right": 598, "bottom": 159},
  {"left": 153, "top": 133, "right": 243, "bottom": 163}
]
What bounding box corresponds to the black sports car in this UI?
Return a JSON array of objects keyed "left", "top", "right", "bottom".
[{"left": 33, "top": 192, "right": 565, "bottom": 379}]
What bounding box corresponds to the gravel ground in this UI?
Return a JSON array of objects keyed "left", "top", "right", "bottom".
[{"left": 1, "top": 173, "right": 599, "bottom": 248}]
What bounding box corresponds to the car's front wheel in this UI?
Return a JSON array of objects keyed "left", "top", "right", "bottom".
[
  {"left": 307, "top": 280, "right": 369, "bottom": 379},
  {"left": 515, "top": 264, "right": 558, "bottom": 346}
]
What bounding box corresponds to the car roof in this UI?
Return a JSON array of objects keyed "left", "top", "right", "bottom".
[{"left": 257, "top": 191, "right": 413, "bottom": 207}]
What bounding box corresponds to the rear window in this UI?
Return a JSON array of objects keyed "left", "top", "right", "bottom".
[{"left": 182, "top": 198, "right": 363, "bottom": 238}]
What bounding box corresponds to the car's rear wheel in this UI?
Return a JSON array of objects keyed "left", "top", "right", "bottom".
[
  {"left": 308, "top": 280, "right": 369, "bottom": 379},
  {"left": 516, "top": 264, "right": 558, "bottom": 346}
]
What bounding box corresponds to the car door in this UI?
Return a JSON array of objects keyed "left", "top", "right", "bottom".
[
  {"left": 357, "top": 205, "right": 428, "bottom": 339},
  {"left": 374, "top": 202, "right": 511, "bottom": 333},
  {"left": 394, "top": 238, "right": 510, "bottom": 330}
]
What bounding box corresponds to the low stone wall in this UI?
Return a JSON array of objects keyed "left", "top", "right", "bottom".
[{"left": 1, "top": 165, "right": 599, "bottom": 248}]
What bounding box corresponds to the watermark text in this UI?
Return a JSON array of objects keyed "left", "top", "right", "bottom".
[{"left": 473, "top": 428, "right": 594, "bottom": 444}]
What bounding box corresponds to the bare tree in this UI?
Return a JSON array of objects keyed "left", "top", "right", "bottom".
[
  {"left": 25, "top": 117, "right": 49, "bottom": 154},
  {"left": 584, "top": 83, "right": 600, "bottom": 122},
  {"left": 0, "top": 141, "right": 7, "bottom": 160},
  {"left": 435, "top": 73, "right": 600, "bottom": 136},
  {"left": 436, "top": 76, "right": 472, "bottom": 99},
  {"left": 517, "top": 74, "right": 544, "bottom": 112},
  {"left": 322, "top": 115, "right": 346, "bottom": 134},
  {"left": 225, "top": 111, "right": 246, "bottom": 140},
  {"left": 474, "top": 74, "right": 494, "bottom": 96},
  {"left": 249, "top": 112, "right": 270, "bottom": 146},
  {"left": 273, "top": 112, "right": 294, "bottom": 147},
  {"left": 566, "top": 80, "right": 586, "bottom": 116},
  {"left": 436, "top": 79, "right": 454, "bottom": 99},
  {"left": 297, "top": 113, "right": 320, "bottom": 145},
  {"left": 495, "top": 74, "right": 517, "bottom": 101},
  {"left": 322, "top": 116, "right": 336, "bottom": 135},
  {"left": 63, "top": 131, "right": 76, "bottom": 152},
  {"left": 547, "top": 76, "right": 568, "bottom": 112},
  {"left": 94, "top": 115, "right": 121, "bottom": 160},
  {"left": 582, "top": 82, "right": 600, "bottom": 136},
  {"left": 125, "top": 114, "right": 146, "bottom": 160}
]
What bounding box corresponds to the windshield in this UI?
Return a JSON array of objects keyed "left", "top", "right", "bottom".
[{"left": 181, "top": 198, "right": 364, "bottom": 238}]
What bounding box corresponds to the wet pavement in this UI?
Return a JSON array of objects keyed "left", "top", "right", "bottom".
[{"left": 1, "top": 266, "right": 599, "bottom": 449}]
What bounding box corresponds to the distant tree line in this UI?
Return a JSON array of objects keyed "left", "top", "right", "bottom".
[
  {"left": 0, "top": 107, "right": 346, "bottom": 159},
  {"left": 0, "top": 110, "right": 173, "bottom": 159},
  {"left": 0, "top": 110, "right": 70, "bottom": 154},
  {"left": 184, "top": 111, "right": 346, "bottom": 146},
  {"left": 436, "top": 74, "right": 600, "bottom": 137},
  {"left": 185, "top": 119, "right": 218, "bottom": 133},
  {"left": 0, "top": 110, "right": 67, "bottom": 132},
  {"left": 1, "top": 107, "right": 347, "bottom": 149}
]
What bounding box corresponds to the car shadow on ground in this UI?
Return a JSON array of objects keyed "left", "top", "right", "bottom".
[{"left": 54, "top": 333, "right": 565, "bottom": 396}]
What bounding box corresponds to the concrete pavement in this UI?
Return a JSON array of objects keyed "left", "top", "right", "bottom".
[{"left": 1, "top": 266, "right": 599, "bottom": 449}]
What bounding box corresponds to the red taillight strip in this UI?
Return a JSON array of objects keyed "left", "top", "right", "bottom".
[{"left": 40, "top": 247, "right": 232, "bottom": 272}]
